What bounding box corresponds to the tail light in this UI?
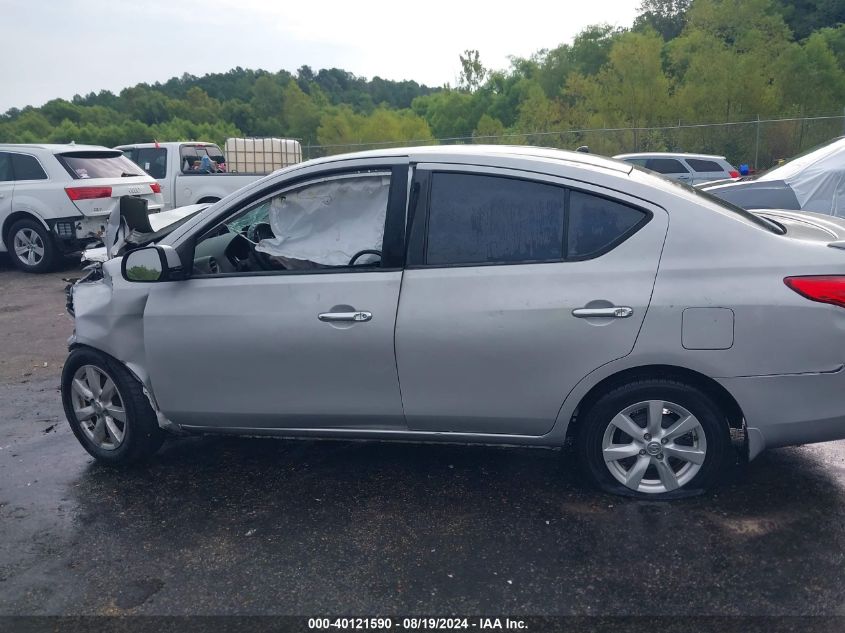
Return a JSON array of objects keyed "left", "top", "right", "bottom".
[
  {"left": 150, "top": 182, "right": 161, "bottom": 194},
  {"left": 784, "top": 276, "right": 845, "bottom": 309},
  {"left": 728, "top": 170, "right": 740, "bottom": 179},
  {"left": 65, "top": 186, "right": 112, "bottom": 201}
]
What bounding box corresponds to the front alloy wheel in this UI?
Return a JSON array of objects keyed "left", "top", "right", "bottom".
[
  {"left": 70, "top": 365, "right": 127, "bottom": 451},
  {"left": 62, "top": 347, "right": 165, "bottom": 464}
]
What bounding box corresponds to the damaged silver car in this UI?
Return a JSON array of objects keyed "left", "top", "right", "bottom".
[{"left": 62, "top": 146, "right": 845, "bottom": 498}]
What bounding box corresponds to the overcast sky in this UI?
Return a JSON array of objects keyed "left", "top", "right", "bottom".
[{"left": 0, "top": 0, "right": 641, "bottom": 113}]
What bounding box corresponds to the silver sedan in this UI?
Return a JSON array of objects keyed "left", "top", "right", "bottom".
[{"left": 62, "top": 146, "right": 845, "bottom": 499}]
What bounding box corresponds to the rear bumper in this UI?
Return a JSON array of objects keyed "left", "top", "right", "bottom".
[
  {"left": 46, "top": 215, "right": 110, "bottom": 253},
  {"left": 718, "top": 367, "right": 845, "bottom": 459}
]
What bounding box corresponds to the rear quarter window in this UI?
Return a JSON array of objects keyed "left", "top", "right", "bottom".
[
  {"left": 11, "top": 153, "right": 47, "bottom": 180},
  {"left": 567, "top": 190, "right": 647, "bottom": 258},
  {"left": 0, "top": 153, "right": 12, "bottom": 181}
]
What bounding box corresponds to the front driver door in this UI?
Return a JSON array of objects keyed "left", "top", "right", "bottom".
[{"left": 142, "top": 165, "right": 408, "bottom": 431}]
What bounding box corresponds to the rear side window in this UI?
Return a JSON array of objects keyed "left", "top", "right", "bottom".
[
  {"left": 422, "top": 172, "right": 648, "bottom": 266},
  {"left": 0, "top": 152, "right": 12, "bottom": 181},
  {"left": 686, "top": 159, "right": 724, "bottom": 173},
  {"left": 136, "top": 147, "right": 167, "bottom": 179},
  {"left": 568, "top": 190, "right": 645, "bottom": 258},
  {"left": 646, "top": 158, "right": 689, "bottom": 175},
  {"left": 425, "top": 173, "right": 566, "bottom": 266},
  {"left": 57, "top": 152, "right": 145, "bottom": 179},
  {"left": 11, "top": 153, "right": 47, "bottom": 180}
]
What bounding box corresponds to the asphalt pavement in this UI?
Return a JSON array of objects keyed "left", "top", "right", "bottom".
[{"left": 2, "top": 256, "right": 845, "bottom": 618}]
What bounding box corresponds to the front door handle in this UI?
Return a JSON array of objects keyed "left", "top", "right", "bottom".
[
  {"left": 318, "top": 311, "right": 372, "bottom": 323},
  {"left": 572, "top": 306, "right": 633, "bottom": 319}
]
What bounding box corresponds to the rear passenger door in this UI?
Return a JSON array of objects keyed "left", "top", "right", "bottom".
[
  {"left": 645, "top": 158, "right": 692, "bottom": 184},
  {"left": 395, "top": 166, "right": 668, "bottom": 436}
]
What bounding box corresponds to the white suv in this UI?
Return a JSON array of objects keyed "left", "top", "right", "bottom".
[
  {"left": 0, "top": 144, "right": 164, "bottom": 272},
  {"left": 613, "top": 152, "right": 739, "bottom": 185}
]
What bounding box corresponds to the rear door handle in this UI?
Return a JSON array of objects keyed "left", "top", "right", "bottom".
[
  {"left": 572, "top": 306, "right": 633, "bottom": 319},
  {"left": 318, "top": 311, "right": 372, "bottom": 322}
]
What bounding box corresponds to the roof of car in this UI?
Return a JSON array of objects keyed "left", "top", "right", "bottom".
[
  {"left": 0, "top": 143, "right": 119, "bottom": 154},
  {"left": 614, "top": 152, "right": 727, "bottom": 161},
  {"left": 306, "top": 145, "right": 634, "bottom": 174}
]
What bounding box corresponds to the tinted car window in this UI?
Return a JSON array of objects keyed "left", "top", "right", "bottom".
[
  {"left": 0, "top": 152, "right": 12, "bottom": 182},
  {"left": 686, "top": 159, "right": 724, "bottom": 173},
  {"left": 136, "top": 147, "right": 167, "bottom": 179},
  {"left": 568, "top": 190, "right": 646, "bottom": 258},
  {"left": 425, "top": 173, "right": 566, "bottom": 266},
  {"left": 11, "top": 153, "right": 47, "bottom": 180},
  {"left": 57, "top": 152, "right": 145, "bottom": 179},
  {"left": 646, "top": 158, "right": 689, "bottom": 174}
]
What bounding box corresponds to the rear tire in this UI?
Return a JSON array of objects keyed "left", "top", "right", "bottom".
[
  {"left": 576, "top": 378, "right": 733, "bottom": 499},
  {"left": 6, "top": 218, "right": 57, "bottom": 273},
  {"left": 62, "top": 348, "right": 165, "bottom": 465}
]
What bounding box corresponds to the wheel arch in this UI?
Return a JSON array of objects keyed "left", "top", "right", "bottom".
[
  {"left": 196, "top": 196, "right": 220, "bottom": 204},
  {"left": 68, "top": 343, "right": 158, "bottom": 410},
  {"left": 564, "top": 364, "right": 745, "bottom": 444},
  {"left": 2, "top": 210, "right": 49, "bottom": 246}
]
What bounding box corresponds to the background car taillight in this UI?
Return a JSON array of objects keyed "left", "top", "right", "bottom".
[
  {"left": 150, "top": 182, "right": 161, "bottom": 194},
  {"left": 728, "top": 170, "right": 740, "bottom": 178},
  {"left": 65, "top": 186, "right": 112, "bottom": 201},
  {"left": 784, "top": 276, "right": 845, "bottom": 309}
]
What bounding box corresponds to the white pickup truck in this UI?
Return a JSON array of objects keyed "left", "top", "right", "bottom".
[{"left": 116, "top": 142, "right": 268, "bottom": 211}]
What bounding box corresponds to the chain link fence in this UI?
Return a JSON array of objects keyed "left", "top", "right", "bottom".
[{"left": 302, "top": 114, "right": 845, "bottom": 171}]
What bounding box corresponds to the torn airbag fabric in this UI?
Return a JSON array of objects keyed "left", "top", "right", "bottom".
[{"left": 256, "top": 174, "right": 390, "bottom": 265}]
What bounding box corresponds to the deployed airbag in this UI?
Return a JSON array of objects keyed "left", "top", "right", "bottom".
[{"left": 256, "top": 174, "right": 390, "bottom": 265}]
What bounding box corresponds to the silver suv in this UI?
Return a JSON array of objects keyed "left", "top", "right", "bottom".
[
  {"left": 614, "top": 152, "right": 739, "bottom": 185},
  {"left": 62, "top": 146, "right": 845, "bottom": 498},
  {"left": 0, "top": 144, "right": 163, "bottom": 272}
]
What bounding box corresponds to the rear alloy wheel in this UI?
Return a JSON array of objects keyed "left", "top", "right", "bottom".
[
  {"left": 601, "top": 400, "right": 706, "bottom": 494},
  {"left": 577, "top": 379, "right": 733, "bottom": 498},
  {"left": 7, "top": 218, "right": 57, "bottom": 273}
]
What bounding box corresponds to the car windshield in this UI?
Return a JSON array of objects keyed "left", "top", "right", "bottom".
[{"left": 57, "top": 152, "right": 146, "bottom": 179}]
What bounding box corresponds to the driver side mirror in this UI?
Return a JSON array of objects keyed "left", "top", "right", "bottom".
[{"left": 121, "top": 245, "right": 182, "bottom": 282}]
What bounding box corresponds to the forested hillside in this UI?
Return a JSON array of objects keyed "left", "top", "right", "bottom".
[{"left": 2, "top": 0, "right": 844, "bottom": 166}]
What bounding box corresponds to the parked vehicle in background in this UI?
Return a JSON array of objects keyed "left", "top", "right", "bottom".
[
  {"left": 223, "top": 137, "right": 302, "bottom": 174},
  {"left": 116, "top": 140, "right": 300, "bottom": 211},
  {"left": 614, "top": 152, "right": 739, "bottom": 185},
  {"left": 0, "top": 144, "right": 163, "bottom": 272},
  {"left": 64, "top": 145, "right": 845, "bottom": 499},
  {"left": 702, "top": 137, "right": 845, "bottom": 217}
]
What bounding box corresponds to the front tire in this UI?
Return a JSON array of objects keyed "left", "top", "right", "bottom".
[
  {"left": 61, "top": 348, "right": 165, "bottom": 465},
  {"left": 577, "top": 378, "right": 733, "bottom": 498},
  {"left": 6, "top": 218, "right": 57, "bottom": 273}
]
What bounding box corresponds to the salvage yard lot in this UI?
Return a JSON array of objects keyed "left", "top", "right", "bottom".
[{"left": 2, "top": 255, "right": 845, "bottom": 615}]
